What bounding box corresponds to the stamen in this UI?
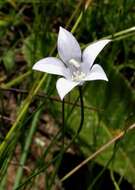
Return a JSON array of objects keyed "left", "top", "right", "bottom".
[
  {"left": 68, "top": 58, "right": 86, "bottom": 82},
  {"left": 72, "top": 71, "right": 86, "bottom": 82}
]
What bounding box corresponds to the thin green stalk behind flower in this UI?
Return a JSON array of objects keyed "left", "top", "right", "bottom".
[
  {"left": 0, "top": 8, "right": 84, "bottom": 177},
  {"left": 0, "top": 74, "right": 47, "bottom": 160},
  {"left": 13, "top": 106, "right": 43, "bottom": 190},
  {"left": 1, "top": 71, "right": 31, "bottom": 89},
  {"left": 12, "top": 121, "right": 135, "bottom": 190},
  {"left": 81, "top": 26, "right": 135, "bottom": 49},
  {"left": 0, "top": 7, "right": 82, "bottom": 184}
]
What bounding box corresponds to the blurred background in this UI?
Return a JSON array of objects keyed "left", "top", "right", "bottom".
[{"left": 0, "top": 0, "right": 135, "bottom": 189}]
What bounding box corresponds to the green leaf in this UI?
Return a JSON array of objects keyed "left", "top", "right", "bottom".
[
  {"left": 22, "top": 32, "right": 57, "bottom": 67},
  {"left": 22, "top": 34, "right": 43, "bottom": 67},
  {"left": 2, "top": 50, "right": 15, "bottom": 72},
  {"left": 66, "top": 65, "right": 135, "bottom": 185}
]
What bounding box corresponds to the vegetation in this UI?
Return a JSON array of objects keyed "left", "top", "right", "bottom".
[{"left": 0, "top": 0, "right": 135, "bottom": 189}]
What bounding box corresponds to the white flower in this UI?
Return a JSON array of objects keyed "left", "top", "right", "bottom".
[{"left": 33, "top": 27, "right": 110, "bottom": 100}]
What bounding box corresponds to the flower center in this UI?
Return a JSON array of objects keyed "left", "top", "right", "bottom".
[
  {"left": 72, "top": 71, "right": 86, "bottom": 81},
  {"left": 68, "top": 59, "right": 86, "bottom": 82}
]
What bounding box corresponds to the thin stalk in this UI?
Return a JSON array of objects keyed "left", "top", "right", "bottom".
[
  {"left": 66, "top": 0, "right": 83, "bottom": 29},
  {"left": 64, "top": 86, "right": 84, "bottom": 151},
  {"left": 0, "top": 174, "right": 6, "bottom": 190},
  {"left": 48, "top": 99, "right": 65, "bottom": 189},
  {"left": 13, "top": 107, "right": 42, "bottom": 190},
  {"left": 110, "top": 171, "right": 120, "bottom": 190},
  {"left": 60, "top": 123, "right": 135, "bottom": 182},
  {"left": 0, "top": 87, "right": 100, "bottom": 112},
  {"left": 43, "top": 86, "right": 84, "bottom": 189},
  {"left": 65, "top": 95, "right": 80, "bottom": 123},
  {"left": 48, "top": 86, "right": 84, "bottom": 188},
  {"left": 88, "top": 140, "right": 120, "bottom": 190},
  {"left": 1, "top": 71, "right": 31, "bottom": 88},
  {"left": 42, "top": 129, "right": 61, "bottom": 159},
  {"left": 77, "top": 86, "right": 84, "bottom": 133},
  {"left": 0, "top": 74, "right": 47, "bottom": 158},
  {"left": 0, "top": 2, "right": 84, "bottom": 157},
  {"left": 15, "top": 123, "right": 135, "bottom": 190},
  {"left": 62, "top": 99, "right": 65, "bottom": 147},
  {"left": 71, "top": 12, "right": 83, "bottom": 34},
  {"left": 0, "top": 5, "right": 84, "bottom": 186},
  {"left": 49, "top": 0, "right": 83, "bottom": 56},
  {"left": 81, "top": 26, "right": 135, "bottom": 49},
  {"left": 102, "top": 26, "right": 135, "bottom": 41}
]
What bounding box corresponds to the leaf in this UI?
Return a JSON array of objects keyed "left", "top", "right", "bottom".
[
  {"left": 2, "top": 50, "right": 15, "bottom": 72},
  {"left": 22, "top": 34, "right": 42, "bottom": 67},
  {"left": 22, "top": 32, "right": 57, "bottom": 67},
  {"left": 66, "top": 65, "right": 135, "bottom": 185}
]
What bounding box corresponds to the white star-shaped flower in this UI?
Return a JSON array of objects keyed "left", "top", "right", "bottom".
[{"left": 33, "top": 27, "right": 111, "bottom": 100}]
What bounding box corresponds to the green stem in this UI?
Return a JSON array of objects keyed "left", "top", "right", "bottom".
[
  {"left": 1, "top": 71, "right": 31, "bottom": 88},
  {"left": 71, "top": 12, "right": 83, "bottom": 34},
  {"left": 50, "top": 86, "right": 84, "bottom": 188},
  {"left": 77, "top": 86, "right": 84, "bottom": 133},
  {"left": 14, "top": 86, "right": 85, "bottom": 190},
  {"left": 82, "top": 26, "right": 135, "bottom": 49},
  {"left": 0, "top": 4, "right": 84, "bottom": 186},
  {"left": 0, "top": 74, "right": 47, "bottom": 158},
  {"left": 62, "top": 98, "right": 65, "bottom": 147},
  {"left": 48, "top": 99, "right": 65, "bottom": 189},
  {"left": 110, "top": 170, "right": 120, "bottom": 190},
  {"left": 15, "top": 124, "right": 135, "bottom": 189},
  {"left": 65, "top": 86, "right": 84, "bottom": 150},
  {"left": 13, "top": 108, "right": 42, "bottom": 190}
]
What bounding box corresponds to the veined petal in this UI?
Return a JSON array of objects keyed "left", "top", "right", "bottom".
[
  {"left": 84, "top": 64, "right": 108, "bottom": 81},
  {"left": 82, "top": 39, "right": 111, "bottom": 73},
  {"left": 57, "top": 27, "right": 81, "bottom": 64},
  {"left": 56, "top": 78, "right": 79, "bottom": 100},
  {"left": 32, "top": 57, "right": 67, "bottom": 77}
]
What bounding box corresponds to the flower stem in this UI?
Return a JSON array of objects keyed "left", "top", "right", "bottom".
[
  {"left": 62, "top": 98, "right": 65, "bottom": 147},
  {"left": 77, "top": 86, "right": 84, "bottom": 134},
  {"left": 48, "top": 88, "right": 84, "bottom": 189},
  {"left": 47, "top": 99, "right": 65, "bottom": 189},
  {"left": 61, "top": 86, "right": 84, "bottom": 152}
]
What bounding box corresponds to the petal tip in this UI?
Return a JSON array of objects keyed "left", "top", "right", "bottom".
[
  {"left": 100, "top": 39, "right": 111, "bottom": 44},
  {"left": 59, "top": 26, "right": 66, "bottom": 34},
  {"left": 56, "top": 80, "right": 65, "bottom": 100},
  {"left": 56, "top": 78, "right": 79, "bottom": 100},
  {"left": 102, "top": 73, "right": 109, "bottom": 82},
  {"left": 105, "top": 77, "right": 109, "bottom": 82},
  {"left": 32, "top": 63, "right": 38, "bottom": 71},
  {"left": 59, "top": 26, "right": 64, "bottom": 30}
]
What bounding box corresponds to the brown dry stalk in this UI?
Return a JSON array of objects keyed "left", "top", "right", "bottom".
[
  {"left": 0, "top": 87, "right": 103, "bottom": 112},
  {"left": 61, "top": 123, "right": 135, "bottom": 182}
]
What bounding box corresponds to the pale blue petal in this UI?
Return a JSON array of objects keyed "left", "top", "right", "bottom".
[
  {"left": 56, "top": 78, "right": 79, "bottom": 100},
  {"left": 57, "top": 27, "right": 81, "bottom": 64},
  {"left": 33, "top": 57, "right": 68, "bottom": 77},
  {"left": 82, "top": 39, "right": 111, "bottom": 73},
  {"left": 83, "top": 64, "right": 108, "bottom": 81}
]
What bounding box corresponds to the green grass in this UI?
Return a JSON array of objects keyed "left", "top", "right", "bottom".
[{"left": 0, "top": 0, "right": 135, "bottom": 189}]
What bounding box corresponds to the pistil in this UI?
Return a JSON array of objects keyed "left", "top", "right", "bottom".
[{"left": 69, "top": 58, "right": 86, "bottom": 82}]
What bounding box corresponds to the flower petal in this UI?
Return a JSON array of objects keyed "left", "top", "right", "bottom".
[
  {"left": 33, "top": 57, "right": 67, "bottom": 77},
  {"left": 82, "top": 39, "right": 111, "bottom": 72},
  {"left": 84, "top": 64, "right": 108, "bottom": 81},
  {"left": 56, "top": 78, "right": 79, "bottom": 100},
  {"left": 57, "top": 27, "right": 81, "bottom": 64}
]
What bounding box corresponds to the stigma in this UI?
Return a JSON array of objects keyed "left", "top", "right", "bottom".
[{"left": 69, "top": 59, "right": 80, "bottom": 68}]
